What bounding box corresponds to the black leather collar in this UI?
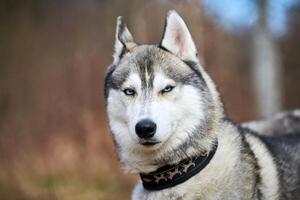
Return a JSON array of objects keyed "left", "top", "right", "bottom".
[{"left": 140, "top": 141, "right": 218, "bottom": 191}]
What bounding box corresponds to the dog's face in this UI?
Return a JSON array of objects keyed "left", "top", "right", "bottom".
[{"left": 105, "top": 11, "right": 219, "bottom": 167}]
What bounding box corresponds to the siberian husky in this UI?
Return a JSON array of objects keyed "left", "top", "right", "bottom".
[{"left": 105, "top": 10, "right": 300, "bottom": 200}]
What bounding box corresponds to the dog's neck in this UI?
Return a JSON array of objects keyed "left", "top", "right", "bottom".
[{"left": 139, "top": 140, "right": 218, "bottom": 191}]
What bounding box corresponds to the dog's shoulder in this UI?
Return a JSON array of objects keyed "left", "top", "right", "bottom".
[
  {"left": 236, "top": 118, "right": 300, "bottom": 200},
  {"left": 259, "top": 133, "right": 300, "bottom": 199}
]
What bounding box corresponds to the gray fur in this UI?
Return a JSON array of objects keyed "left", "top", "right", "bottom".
[{"left": 261, "top": 133, "right": 300, "bottom": 199}]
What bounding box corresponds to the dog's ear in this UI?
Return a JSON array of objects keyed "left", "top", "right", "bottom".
[
  {"left": 113, "top": 16, "right": 136, "bottom": 64},
  {"left": 160, "top": 10, "right": 198, "bottom": 63}
]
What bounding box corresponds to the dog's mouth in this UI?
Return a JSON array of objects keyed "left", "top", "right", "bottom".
[{"left": 139, "top": 140, "right": 161, "bottom": 147}]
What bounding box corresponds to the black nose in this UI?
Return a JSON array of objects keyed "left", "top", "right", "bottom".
[{"left": 135, "top": 119, "right": 157, "bottom": 139}]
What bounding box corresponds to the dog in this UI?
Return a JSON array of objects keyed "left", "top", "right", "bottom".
[{"left": 105, "top": 10, "right": 300, "bottom": 200}]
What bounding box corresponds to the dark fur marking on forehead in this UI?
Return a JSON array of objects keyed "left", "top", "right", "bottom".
[
  {"left": 182, "top": 60, "right": 206, "bottom": 86},
  {"left": 104, "top": 64, "right": 117, "bottom": 99},
  {"left": 156, "top": 46, "right": 207, "bottom": 89},
  {"left": 161, "top": 62, "right": 207, "bottom": 92},
  {"left": 104, "top": 64, "right": 130, "bottom": 98},
  {"left": 112, "top": 69, "right": 130, "bottom": 89},
  {"left": 136, "top": 51, "right": 155, "bottom": 89}
]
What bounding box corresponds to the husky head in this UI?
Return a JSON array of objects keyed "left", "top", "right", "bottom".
[{"left": 105, "top": 11, "right": 223, "bottom": 173}]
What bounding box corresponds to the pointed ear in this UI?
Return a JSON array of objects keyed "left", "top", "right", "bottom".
[
  {"left": 113, "top": 16, "right": 136, "bottom": 64},
  {"left": 160, "top": 10, "right": 198, "bottom": 62}
]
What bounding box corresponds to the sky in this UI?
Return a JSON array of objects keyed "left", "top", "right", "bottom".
[{"left": 201, "top": 0, "right": 300, "bottom": 37}]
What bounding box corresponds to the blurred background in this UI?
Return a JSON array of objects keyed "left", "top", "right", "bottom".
[{"left": 0, "top": 0, "right": 299, "bottom": 199}]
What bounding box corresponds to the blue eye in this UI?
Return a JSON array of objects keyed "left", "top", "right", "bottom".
[
  {"left": 161, "top": 85, "right": 174, "bottom": 94},
  {"left": 123, "top": 88, "right": 136, "bottom": 96}
]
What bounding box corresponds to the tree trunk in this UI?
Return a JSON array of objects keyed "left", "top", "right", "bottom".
[{"left": 251, "top": 0, "right": 282, "bottom": 117}]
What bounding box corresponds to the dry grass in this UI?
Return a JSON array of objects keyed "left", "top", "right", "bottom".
[{"left": 0, "top": 115, "right": 137, "bottom": 200}]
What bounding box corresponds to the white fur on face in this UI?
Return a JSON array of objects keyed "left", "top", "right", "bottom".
[
  {"left": 150, "top": 73, "right": 206, "bottom": 150},
  {"left": 107, "top": 71, "right": 205, "bottom": 154},
  {"left": 107, "top": 73, "right": 142, "bottom": 151}
]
